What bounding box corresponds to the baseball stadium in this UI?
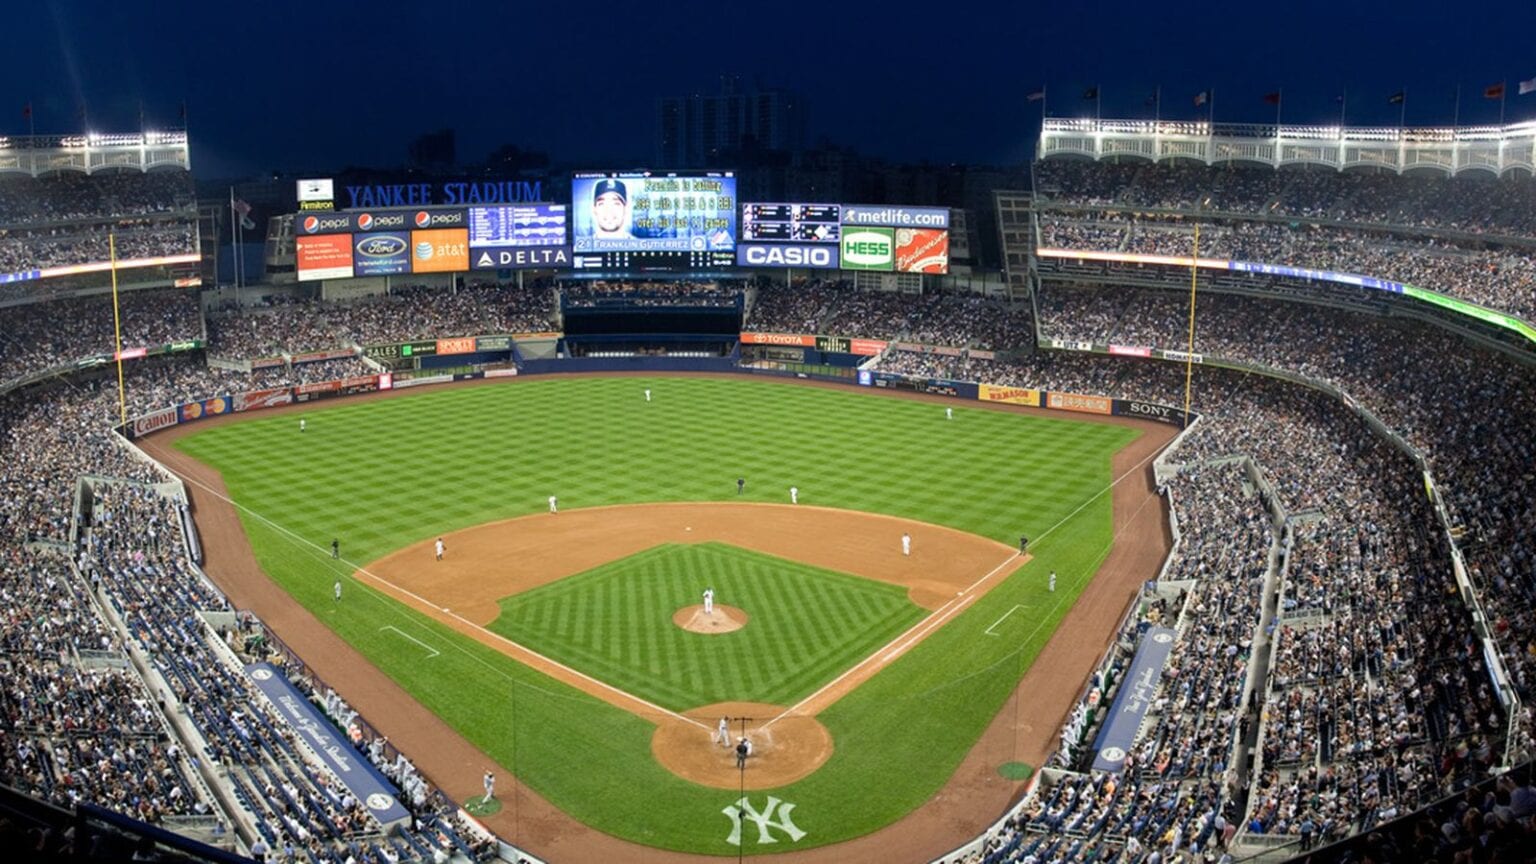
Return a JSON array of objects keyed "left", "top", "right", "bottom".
[{"left": 3, "top": 105, "right": 1536, "bottom": 864}]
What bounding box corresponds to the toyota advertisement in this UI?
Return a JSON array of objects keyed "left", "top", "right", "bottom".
[{"left": 296, "top": 234, "right": 354, "bottom": 281}]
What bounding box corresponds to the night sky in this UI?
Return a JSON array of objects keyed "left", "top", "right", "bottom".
[{"left": 3, "top": 0, "right": 1533, "bottom": 178}]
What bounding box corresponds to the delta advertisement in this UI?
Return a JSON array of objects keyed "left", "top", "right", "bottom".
[
  {"left": 978, "top": 384, "right": 1041, "bottom": 406},
  {"left": 296, "top": 234, "right": 354, "bottom": 281},
  {"left": 410, "top": 229, "right": 470, "bottom": 273},
  {"left": 894, "top": 228, "right": 950, "bottom": 274}
]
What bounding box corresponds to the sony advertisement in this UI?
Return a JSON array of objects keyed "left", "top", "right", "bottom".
[{"left": 571, "top": 171, "right": 736, "bottom": 257}]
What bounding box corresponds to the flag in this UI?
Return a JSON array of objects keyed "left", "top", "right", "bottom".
[
  {"left": 1387, "top": 91, "right": 1405, "bottom": 105},
  {"left": 1484, "top": 82, "right": 1505, "bottom": 100},
  {"left": 1025, "top": 88, "right": 1046, "bottom": 102},
  {"left": 1262, "top": 91, "right": 1281, "bottom": 105},
  {"left": 1520, "top": 78, "right": 1536, "bottom": 96},
  {"left": 1193, "top": 91, "right": 1209, "bottom": 107},
  {"left": 1081, "top": 86, "right": 1098, "bottom": 100},
  {"left": 233, "top": 199, "right": 256, "bottom": 231}
]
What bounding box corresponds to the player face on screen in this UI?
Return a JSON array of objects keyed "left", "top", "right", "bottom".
[{"left": 592, "top": 190, "right": 629, "bottom": 236}]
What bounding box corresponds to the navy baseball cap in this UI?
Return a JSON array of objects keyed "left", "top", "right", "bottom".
[{"left": 593, "top": 178, "right": 627, "bottom": 202}]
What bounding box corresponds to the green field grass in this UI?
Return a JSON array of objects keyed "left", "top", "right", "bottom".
[
  {"left": 490, "top": 542, "right": 926, "bottom": 710},
  {"left": 174, "top": 375, "right": 1141, "bottom": 854}
]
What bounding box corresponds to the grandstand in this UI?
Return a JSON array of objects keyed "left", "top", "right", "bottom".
[{"left": 0, "top": 116, "right": 1533, "bottom": 864}]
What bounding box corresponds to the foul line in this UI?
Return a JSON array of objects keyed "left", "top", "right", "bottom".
[
  {"left": 1028, "top": 432, "right": 1173, "bottom": 549},
  {"left": 163, "top": 463, "right": 709, "bottom": 732},
  {"left": 380, "top": 625, "right": 441, "bottom": 658},
  {"left": 983, "top": 605, "right": 1027, "bottom": 637},
  {"left": 764, "top": 550, "right": 1020, "bottom": 730}
]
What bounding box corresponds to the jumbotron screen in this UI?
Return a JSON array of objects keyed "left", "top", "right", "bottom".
[{"left": 570, "top": 171, "right": 736, "bottom": 269}]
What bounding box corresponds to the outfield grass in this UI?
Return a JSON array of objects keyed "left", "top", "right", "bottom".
[
  {"left": 490, "top": 542, "right": 926, "bottom": 710},
  {"left": 174, "top": 375, "right": 1140, "bottom": 854}
]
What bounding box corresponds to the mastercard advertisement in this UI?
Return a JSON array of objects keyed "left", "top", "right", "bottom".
[
  {"left": 410, "top": 228, "right": 470, "bottom": 273},
  {"left": 894, "top": 228, "right": 950, "bottom": 274}
]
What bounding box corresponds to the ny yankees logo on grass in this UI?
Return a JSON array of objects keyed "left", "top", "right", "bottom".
[{"left": 722, "top": 796, "right": 806, "bottom": 846}]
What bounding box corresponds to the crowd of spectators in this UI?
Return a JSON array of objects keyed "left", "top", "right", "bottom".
[
  {"left": 0, "top": 288, "right": 202, "bottom": 386},
  {"left": 0, "top": 171, "right": 194, "bottom": 228},
  {"left": 559, "top": 279, "right": 741, "bottom": 307},
  {"left": 0, "top": 220, "right": 198, "bottom": 275},
  {"left": 207, "top": 281, "right": 557, "bottom": 359}
]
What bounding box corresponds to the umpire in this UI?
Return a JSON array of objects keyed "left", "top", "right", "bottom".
[{"left": 735, "top": 737, "right": 752, "bottom": 768}]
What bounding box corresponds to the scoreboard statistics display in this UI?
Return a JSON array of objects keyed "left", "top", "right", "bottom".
[
  {"left": 737, "top": 202, "right": 842, "bottom": 269},
  {"left": 467, "top": 204, "right": 567, "bottom": 247},
  {"left": 570, "top": 171, "right": 736, "bottom": 270}
]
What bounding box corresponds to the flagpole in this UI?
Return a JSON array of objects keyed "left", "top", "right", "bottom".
[
  {"left": 1453, "top": 84, "right": 1461, "bottom": 127},
  {"left": 1399, "top": 87, "right": 1407, "bottom": 129},
  {"left": 1209, "top": 88, "right": 1216, "bottom": 125},
  {"left": 110, "top": 233, "right": 128, "bottom": 430},
  {"left": 1182, "top": 223, "right": 1199, "bottom": 428}
]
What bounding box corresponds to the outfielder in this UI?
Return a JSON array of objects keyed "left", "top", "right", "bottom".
[
  {"left": 790, "top": 486, "right": 799, "bottom": 504},
  {"left": 300, "top": 418, "right": 307, "bottom": 432},
  {"left": 716, "top": 717, "right": 730, "bottom": 747},
  {"left": 703, "top": 587, "right": 715, "bottom": 615},
  {"left": 946, "top": 407, "right": 953, "bottom": 420},
  {"left": 435, "top": 538, "right": 445, "bottom": 561},
  {"left": 901, "top": 533, "right": 911, "bottom": 556},
  {"left": 1049, "top": 571, "right": 1057, "bottom": 592},
  {"left": 333, "top": 580, "right": 341, "bottom": 602},
  {"left": 548, "top": 495, "right": 558, "bottom": 514},
  {"left": 644, "top": 388, "right": 652, "bottom": 402}
]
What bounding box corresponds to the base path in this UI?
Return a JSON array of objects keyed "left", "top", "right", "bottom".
[{"left": 139, "top": 372, "right": 1177, "bottom": 863}]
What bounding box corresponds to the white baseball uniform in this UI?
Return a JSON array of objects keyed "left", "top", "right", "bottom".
[
  {"left": 703, "top": 588, "right": 714, "bottom": 615},
  {"left": 548, "top": 495, "right": 558, "bottom": 513},
  {"left": 333, "top": 580, "right": 341, "bottom": 602},
  {"left": 716, "top": 717, "right": 730, "bottom": 747},
  {"left": 1049, "top": 571, "right": 1057, "bottom": 592},
  {"left": 483, "top": 771, "right": 494, "bottom": 801},
  {"left": 790, "top": 486, "right": 798, "bottom": 504},
  {"left": 901, "top": 534, "right": 911, "bottom": 556},
  {"left": 644, "top": 388, "right": 652, "bottom": 402},
  {"left": 946, "top": 407, "right": 952, "bottom": 420},
  {"left": 435, "top": 539, "right": 445, "bottom": 561},
  {"left": 300, "top": 419, "right": 306, "bottom": 432}
]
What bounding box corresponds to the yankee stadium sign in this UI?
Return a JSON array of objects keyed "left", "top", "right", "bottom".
[{"left": 344, "top": 179, "right": 545, "bottom": 209}]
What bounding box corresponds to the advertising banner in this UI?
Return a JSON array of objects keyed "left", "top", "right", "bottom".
[
  {"left": 841, "top": 205, "right": 950, "bottom": 229},
  {"left": 243, "top": 663, "right": 411, "bottom": 828},
  {"left": 849, "top": 338, "right": 888, "bottom": 356},
  {"left": 339, "top": 374, "right": 379, "bottom": 395},
  {"left": 894, "top": 229, "right": 950, "bottom": 274},
  {"left": 295, "top": 212, "right": 354, "bottom": 235},
  {"left": 235, "top": 388, "right": 294, "bottom": 413},
  {"left": 839, "top": 227, "right": 895, "bottom": 271},
  {"left": 485, "top": 367, "right": 519, "bottom": 378},
  {"left": 978, "top": 384, "right": 1041, "bottom": 406},
  {"left": 410, "top": 228, "right": 470, "bottom": 273},
  {"left": 131, "top": 407, "right": 180, "bottom": 438},
  {"left": 251, "top": 356, "right": 286, "bottom": 370},
  {"left": 969, "top": 349, "right": 996, "bottom": 360},
  {"left": 292, "top": 348, "right": 356, "bottom": 365},
  {"left": 735, "top": 243, "right": 839, "bottom": 269},
  {"left": 294, "top": 381, "right": 341, "bottom": 403},
  {"left": 296, "top": 234, "right": 354, "bottom": 281},
  {"left": 739, "top": 332, "right": 815, "bottom": 347},
  {"left": 1158, "top": 348, "right": 1204, "bottom": 364},
  {"left": 435, "top": 337, "right": 477, "bottom": 355},
  {"left": 1113, "top": 399, "right": 1187, "bottom": 426},
  {"left": 1090, "top": 627, "right": 1177, "bottom": 773},
  {"left": 1108, "top": 344, "right": 1153, "bottom": 357},
  {"left": 177, "top": 396, "right": 232, "bottom": 422},
  {"left": 571, "top": 171, "right": 736, "bottom": 254},
  {"left": 1046, "top": 391, "right": 1113, "bottom": 415},
  {"left": 353, "top": 232, "right": 410, "bottom": 276},
  {"left": 470, "top": 246, "right": 571, "bottom": 270},
  {"left": 475, "top": 335, "right": 512, "bottom": 351}
]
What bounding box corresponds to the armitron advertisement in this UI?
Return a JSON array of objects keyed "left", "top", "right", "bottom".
[
  {"left": 296, "top": 234, "right": 354, "bottom": 281},
  {"left": 978, "top": 384, "right": 1041, "bottom": 406},
  {"left": 894, "top": 229, "right": 949, "bottom": 274},
  {"left": 410, "top": 228, "right": 470, "bottom": 273}
]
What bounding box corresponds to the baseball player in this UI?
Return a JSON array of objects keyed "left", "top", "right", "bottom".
[
  {"left": 548, "top": 495, "right": 558, "bottom": 514},
  {"left": 716, "top": 717, "right": 730, "bottom": 747},
  {"left": 946, "top": 407, "right": 953, "bottom": 420},
  {"left": 736, "top": 477, "right": 745, "bottom": 496},
  {"left": 482, "top": 770, "right": 495, "bottom": 802},
  {"left": 333, "top": 580, "right": 341, "bottom": 602},
  {"left": 1049, "top": 571, "right": 1057, "bottom": 592},
  {"left": 703, "top": 587, "right": 715, "bottom": 615},
  {"left": 790, "top": 486, "right": 799, "bottom": 504},
  {"left": 435, "top": 538, "right": 445, "bottom": 561},
  {"left": 300, "top": 418, "right": 306, "bottom": 432},
  {"left": 331, "top": 538, "right": 339, "bottom": 559},
  {"left": 901, "top": 533, "right": 911, "bottom": 556},
  {"left": 644, "top": 388, "right": 652, "bottom": 402},
  {"left": 735, "top": 737, "right": 753, "bottom": 768}
]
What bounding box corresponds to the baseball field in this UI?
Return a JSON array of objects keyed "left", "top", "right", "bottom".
[{"left": 154, "top": 374, "right": 1166, "bottom": 860}]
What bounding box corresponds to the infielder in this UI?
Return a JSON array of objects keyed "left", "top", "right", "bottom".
[
  {"left": 482, "top": 770, "right": 495, "bottom": 802},
  {"left": 901, "top": 533, "right": 911, "bottom": 556},
  {"left": 703, "top": 587, "right": 715, "bottom": 615},
  {"left": 435, "top": 538, "right": 445, "bottom": 561},
  {"left": 790, "top": 486, "right": 799, "bottom": 504},
  {"left": 1049, "top": 571, "right": 1057, "bottom": 592},
  {"left": 716, "top": 717, "right": 730, "bottom": 747},
  {"left": 548, "top": 495, "right": 558, "bottom": 514},
  {"left": 644, "top": 388, "right": 652, "bottom": 402}
]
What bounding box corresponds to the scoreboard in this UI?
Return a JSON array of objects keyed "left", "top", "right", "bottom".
[
  {"left": 467, "top": 204, "right": 567, "bottom": 248},
  {"left": 742, "top": 203, "right": 841, "bottom": 243}
]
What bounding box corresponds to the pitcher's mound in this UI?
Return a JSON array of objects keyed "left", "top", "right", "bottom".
[
  {"left": 673, "top": 604, "right": 747, "bottom": 634},
  {"left": 652, "top": 701, "right": 834, "bottom": 789}
]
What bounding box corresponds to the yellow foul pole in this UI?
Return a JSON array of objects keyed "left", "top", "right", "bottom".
[
  {"left": 110, "top": 232, "right": 127, "bottom": 428},
  {"left": 1181, "top": 224, "right": 1199, "bottom": 426}
]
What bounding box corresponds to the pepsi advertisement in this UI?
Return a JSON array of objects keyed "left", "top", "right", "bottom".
[
  {"left": 296, "top": 208, "right": 467, "bottom": 234},
  {"left": 468, "top": 204, "right": 567, "bottom": 248},
  {"left": 353, "top": 232, "right": 410, "bottom": 276},
  {"left": 571, "top": 171, "right": 736, "bottom": 255}
]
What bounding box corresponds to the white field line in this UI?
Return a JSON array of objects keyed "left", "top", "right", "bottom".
[
  {"left": 165, "top": 467, "right": 708, "bottom": 731},
  {"left": 983, "top": 605, "right": 1027, "bottom": 637},
  {"left": 380, "top": 625, "right": 441, "bottom": 658},
  {"left": 764, "top": 550, "right": 1020, "bottom": 729}
]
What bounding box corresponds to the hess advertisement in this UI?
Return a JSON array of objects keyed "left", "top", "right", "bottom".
[
  {"left": 839, "top": 227, "right": 894, "bottom": 271},
  {"left": 894, "top": 229, "right": 950, "bottom": 274},
  {"left": 296, "top": 234, "right": 354, "bottom": 281},
  {"left": 571, "top": 171, "right": 736, "bottom": 254},
  {"left": 410, "top": 229, "right": 470, "bottom": 273}
]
